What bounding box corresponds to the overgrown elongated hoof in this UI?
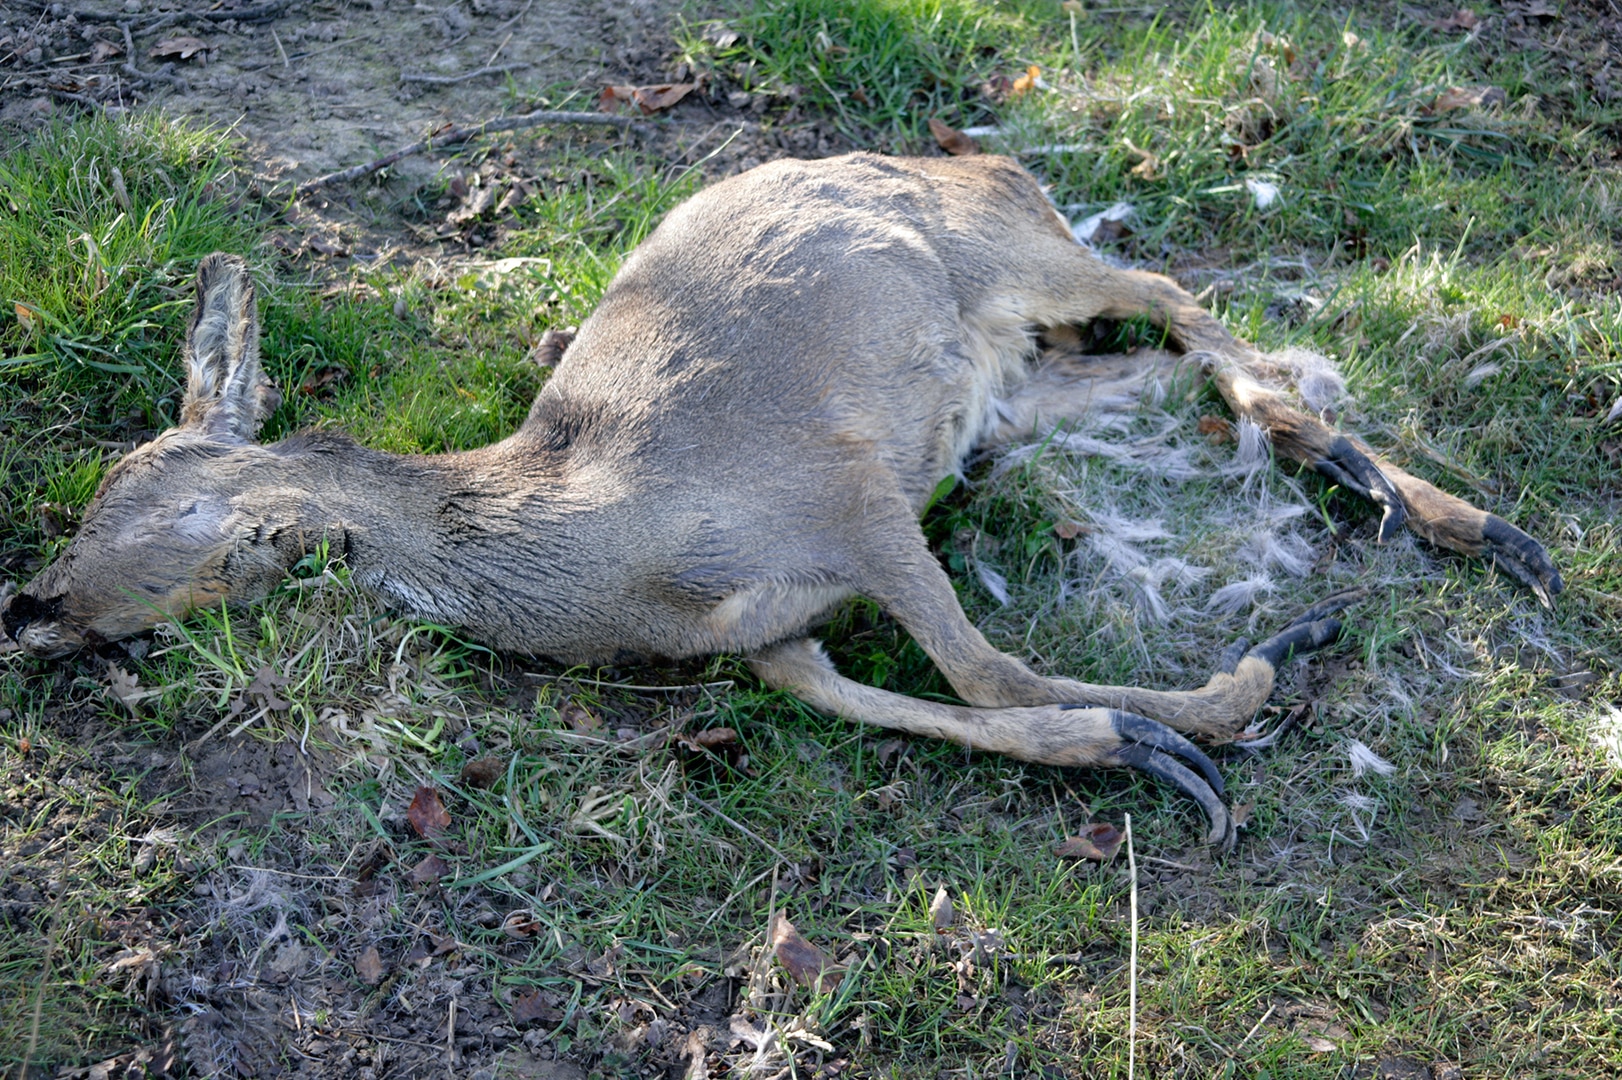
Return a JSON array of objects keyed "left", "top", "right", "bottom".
[
  {"left": 1086, "top": 708, "right": 1235, "bottom": 849},
  {"left": 1482, "top": 513, "right": 1564, "bottom": 608},
  {"left": 1312, "top": 436, "right": 1406, "bottom": 542}
]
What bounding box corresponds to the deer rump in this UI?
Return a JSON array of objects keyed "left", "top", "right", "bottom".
[{"left": 3, "top": 153, "right": 1560, "bottom": 847}]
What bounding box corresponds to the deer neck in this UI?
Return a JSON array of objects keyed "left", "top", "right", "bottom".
[{"left": 262, "top": 431, "right": 572, "bottom": 632}]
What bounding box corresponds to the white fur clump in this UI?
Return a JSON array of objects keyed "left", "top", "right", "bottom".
[
  {"left": 1336, "top": 791, "right": 1381, "bottom": 843},
  {"left": 1206, "top": 574, "right": 1275, "bottom": 616},
  {"left": 1276, "top": 346, "right": 1348, "bottom": 415},
  {"left": 1123, "top": 557, "right": 1210, "bottom": 622},
  {"left": 997, "top": 412, "right": 1202, "bottom": 482},
  {"left": 1591, "top": 706, "right": 1622, "bottom": 770},
  {"left": 975, "top": 563, "right": 1012, "bottom": 607},
  {"left": 1082, "top": 509, "right": 1174, "bottom": 573},
  {"left": 1227, "top": 417, "right": 1273, "bottom": 480},
  {"left": 1235, "top": 503, "right": 1317, "bottom": 578},
  {"left": 1070, "top": 508, "right": 1213, "bottom": 624},
  {"left": 1346, "top": 739, "right": 1397, "bottom": 778}
]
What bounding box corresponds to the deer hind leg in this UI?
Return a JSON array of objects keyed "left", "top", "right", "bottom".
[
  {"left": 1006, "top": 238, "right": 1562, "bottom": 604},
  {"left": 1206, "top": 360, "right": 1562, "bottom": 605}
]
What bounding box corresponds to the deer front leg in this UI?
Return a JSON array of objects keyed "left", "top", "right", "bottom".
[{"left": 1210, "top": 361, "right": 1564, "bottom": 607}]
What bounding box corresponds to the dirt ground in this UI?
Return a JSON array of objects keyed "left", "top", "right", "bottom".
[{"left": 3, "top": 0, "right": 1621, "bottom": 1077}]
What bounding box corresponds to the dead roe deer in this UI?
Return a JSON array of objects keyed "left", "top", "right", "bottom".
[{"left": 3, "top": 153, "right": 1561, "bottom": 845}]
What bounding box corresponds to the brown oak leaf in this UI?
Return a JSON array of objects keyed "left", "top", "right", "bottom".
[
  {"left": 407, "top": 785, "right": 451, "bottom": 839},
  {"left": 928, "top": 117, "right": 978, "bottom": 156},
  {"left": 355, "top": 946, "right": 384, "bottom": 985},
  {"left": 150, "top": 36, "right": 208, "bottom": 61},
  {"left": 1054, "top": 822, "right": 1124, "bottom": 862},
  {"left": 770, "top": 913, "right": 842, "bottom": 993}
]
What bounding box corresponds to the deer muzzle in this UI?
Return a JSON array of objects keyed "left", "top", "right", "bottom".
[{"left": 1, "top": 592, "right": 86, "bottom": 659}]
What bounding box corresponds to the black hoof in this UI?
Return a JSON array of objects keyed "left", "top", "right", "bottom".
[
  {"left": 1099, "top": 709, "right": 1234, "bottom": 849},
  {"left": 1313, "top": 436, "right": 1406, "bottom": 543},
  {"left": 1482, "top": 513, "right": 1563, "bottom": 608}
]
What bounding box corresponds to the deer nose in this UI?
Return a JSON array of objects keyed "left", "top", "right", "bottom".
[{"left": 2, "top": 592, "right": 68, "bottom": 656}]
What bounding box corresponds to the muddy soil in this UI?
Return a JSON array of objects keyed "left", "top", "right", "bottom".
[{"left": 3, "top": 0, "right": 671, "bottom": 179}]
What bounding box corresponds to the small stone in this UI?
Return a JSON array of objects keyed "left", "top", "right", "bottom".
[{"left": 123, "top": 0, "right": 142, "bottom": 11}]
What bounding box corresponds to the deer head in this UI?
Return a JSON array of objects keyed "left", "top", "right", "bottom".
[{"left": 4, "top": 254, "right": 291, "bottom": 657}]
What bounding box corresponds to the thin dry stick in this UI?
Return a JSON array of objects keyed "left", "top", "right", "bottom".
[
  {"left": 485, "top": 30, "right": 514, "bottom": 66},
  {"left": 294, "top": 109, "right": 642, "bottom": 196},
  {"left": 400, "top": 62, "right": 529, "bottom": 86},
  {"left": 1126, "top": 812, "right": 1138, "bottom": 1080},
  {"left": 118, "top": 21, "right": 187, "bottom": 89}
]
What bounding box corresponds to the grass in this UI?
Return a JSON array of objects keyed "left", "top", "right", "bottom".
[{"left": 3, "top": 1, "right": 1622, "bottom": 1077}]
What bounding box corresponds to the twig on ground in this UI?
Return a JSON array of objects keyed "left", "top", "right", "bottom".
[
  {"left": 49, "top": 87, "right": 103, "bottom": 109},
  {"left": 118, "top": 22, "right": 188, "bottom": 91},
  {"left": 399, "top": 62, "right": 529, "bottom": 86},
  {"left": 523, "top": 671, "right": 734, "bottom": 694},
  {"left": 238, "top": 35, "right": 365, "bottom": 73},
  {"left": 52, "top": 0, "right": 292, "bottom": 24},
  {"left": 1126, "top": 812, "right": 1138, "bottom": 1080},
  {"left": 294, "top": 108, "right": 643, "bottom": 196},
  {"left": 687, "top": 792, "right": 792, "bottom": 866},
  {"left": 492, "top": 0, "right": 535, "bottom": 36},
  {"left": 485, "top": 31, "right": 513, "bottom": 66}
]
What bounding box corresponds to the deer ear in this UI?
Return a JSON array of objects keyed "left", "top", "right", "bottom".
[{"left": 179, "top": 253, "right": 282, "bottom": 440}]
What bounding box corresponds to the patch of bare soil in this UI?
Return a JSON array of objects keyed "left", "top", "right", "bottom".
[{"left": 0, "top": 0, "right": 854, "bottom": 259}]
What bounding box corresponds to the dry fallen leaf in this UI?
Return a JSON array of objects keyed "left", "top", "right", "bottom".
[
  {"left": 598, "top": 82, "right": 695, "bottom": 114},
  {"left": 770, "top": 912, "right": 842, "bottom": 993},
  {"left": 407, "top": 785, "right": 451, "bottom": 839},
  {"left": 1257, "top": 30, "right": 1297, "bottom": 66},
  {"left": 1052, "top": 520, "right": 1090, "bottom": 539},
  {"left": 408, "top": 852, "right": 449, "bottom": 885},
  {"left": 704, "top": 24, "right": 740, "bottom": 49},
  {"left": 299, "top": 365, "right": 348, "bottom": 397},
  {"left": 106, "top": 665, "right": 164, "bottom": 712},
  {"left": 150, "top": 36, "right": 208, "bottom": 61},
  {"left": 929, "top": 885, "right": 955, "bottom": 933},
  {"left": 308, "top": 236, "right": 349, "bottom": 257},
  {"left": 13, "top": 302, "right": 35, "bottom": 333},
  {"left": 245, "top": 665, "right": 291, "bottom": 710},
  {"left": 1197, "top": 415, "right": 1234, "bottom": 442},
  {"left": 1125, "top": 138, "right": 1161, "bottom": 180},
  {"left": 458, "top": 754, "right": 504, "bottom": 789},
  {"left": 559, "top": 700, "right": 601, "bottom": 731},
  {"left": 501, "top": 910, "right": 542, "bottom": 939},
  {"left": 1053, "top": 822, "right": 1124, "bottom": 862},
  {"left": 1427, "top": 9, "right": 1480, "bottom": 32},
  {"left": 928, "top": 118, "right": 978, "bottom": 156},
  {"left": 89, "top": 40, "right": 123, "bottom": 63},
  {"left": 511, "top": 988, "right": 555, "bottom": 1024},
  {"left": 1434, "top": 85, "right": 1507, "bottom": 111},
  {"left": 356, "top": 946, "right": 384, "bottom": 985},
  {"left": 1010, "top": 64, "right": 1041, "bottom": 98}
]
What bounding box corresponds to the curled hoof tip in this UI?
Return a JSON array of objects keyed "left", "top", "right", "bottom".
[
  {"left": 1106, "top": 711, "right": 1234, "bottom": 848},
  {"left": 1481, "top": 514, "right": 1563, "bottom": 609}
]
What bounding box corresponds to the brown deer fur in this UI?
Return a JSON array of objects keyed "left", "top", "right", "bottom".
[{"left": 3, "top": 153, "right": 1561, "bottom": 845}]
